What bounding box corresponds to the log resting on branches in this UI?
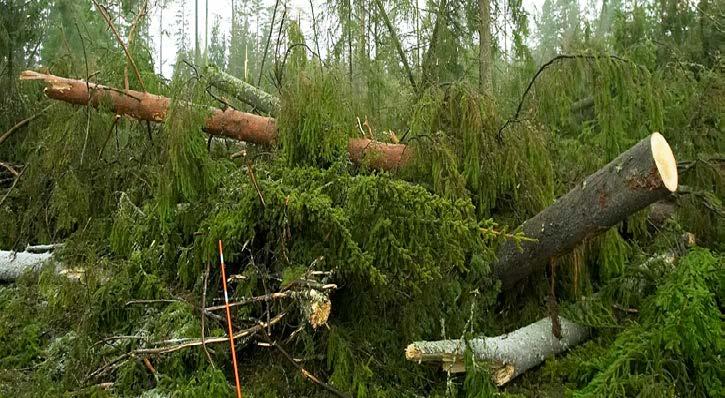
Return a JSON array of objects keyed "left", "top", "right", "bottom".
[
  {"left": 493, "top": 133, "right": 678, "bottom": 290},
  {"left": 20, "top": 70, "right": 409, "bottom": 170},
  {"left": 205, "top": 65, "right": 281, "bottom": 115},
  {"left": 406, "top": 317, "right": 588, "bottom": 386}
]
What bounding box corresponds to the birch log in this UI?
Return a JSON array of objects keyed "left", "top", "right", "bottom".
[
  {"left": 205, "top": 66, "right": 281, "bottom": 115},
  {"left": 0, "top": 250, "right": 53, "bottom": 281},
  {"left": 493, "top": 133, "right": 678, "bottom": 290},
  {"left": 405, "top": 317, "right": 588, "bottom": 386}
]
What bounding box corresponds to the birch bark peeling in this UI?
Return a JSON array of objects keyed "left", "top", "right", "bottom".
[
  {"left": 405, "top": 317, "right": 589, "bottom": 386},
  {"left": 493, "top": 133, "right": 678, "bottom": 290},
  {"left": 20, "top": 70, "right": 408, "bottom": 170}
]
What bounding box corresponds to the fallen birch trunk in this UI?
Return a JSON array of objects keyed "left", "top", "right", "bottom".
[
  {"left": 0, "top": 250, "right": 53, "bottom": 281},
  {"left": 205, "top": 66, "right": 281, "bottom": 115},
  {"left": 493, "top": 133, "right": 678, "bottom": 290},
  {"left": 406, "top": 317, "right": 588, "bottom": 386},
  {"left": 20, "top": 70, "right": 409, "bottom": 170}
]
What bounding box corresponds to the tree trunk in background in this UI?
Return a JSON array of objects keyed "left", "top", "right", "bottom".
[
  {"left": 493, "top": 133, "right": 679, "bottom": 290},
  {"left": 195, "top": 0, "right": 200, "bottom": 62},
  {"left": 406, "top": 317, "right": 588, "bottom": 386},
  {"left": 374, "top": 0, "right": 417, "bottom": 92},
  {"left": 478, "top": 0, "right": 493, "bottom": 94}
]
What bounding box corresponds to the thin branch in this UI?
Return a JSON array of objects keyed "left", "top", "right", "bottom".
[
  {"left": 496, "top": 53, "right": 639, "bottom": 140},
  {"left": 246, "top": 160, "right": 266, "bottom": 207},
  {"left": 0, "top": 162, "right": 20, "bottom": 177},
  {"left": 76, "top": 22, "right": 92, "bottom": 166},
  {"left": 91, "top": 0, "right": 146, "bottom": 92},
  {"left": 201, "top": 262, "right": 215, "bottom": 367},
  {"left": 258, "top": 0, "right": 281, "bottom": 87},
  {"left": 0, "top": 104, "right": 53, "bottom": 146},
  {"left": 0, "top": 167, "right": 26, "bottom": 207},
  {"left": 374, "top": 0, "right": 417, "bottom": 92}
]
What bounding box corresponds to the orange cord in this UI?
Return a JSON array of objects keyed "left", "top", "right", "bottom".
[{"left": 218, "top": 240, "right": 243, "bottom": 398}]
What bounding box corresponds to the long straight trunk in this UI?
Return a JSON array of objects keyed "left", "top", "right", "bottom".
[
  {"left": 406, "top": 316, "right": 588, "bottom": 386},
  {"left": 373, "top": 0, "right": 417, "bottom": 91},
  {"left": 494, "top": 133, "right": 678, "bottom": 290},
  {"left": 478, "top": 0, "right": 492, "bottom": 94},
  {"left": 20, "top": 70, "right": 409, "bottom": 171}
]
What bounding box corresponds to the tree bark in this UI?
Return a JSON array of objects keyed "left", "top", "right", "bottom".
[
  {"left": 0, "top": 250, "right": 53, "bottom": 281},
  {"left": 373, "top": 0, "right": 417, "bottom": 92},
  {"left": 478, "top": 0, "right": 493, "bottom": 94},
  {"left": 493, "top": 133, "right": 678, "bottom": 290},
  {"left": 406, "top": 316, "right": 588, "bottom": 386},
  {"left": 206, "top": 66, "right": 281, "bottom": 115},
  {"left": 20, "top": 70, "right": 410, "bottom": 170}
]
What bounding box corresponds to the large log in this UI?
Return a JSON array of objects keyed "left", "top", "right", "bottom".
[
  {"left": 493, "top": 133, "right": 678, "bottom": 290},
  {"left": 406, "top": 317, "right": 588, "bottom": 386},
  {"left": 20, "top": 70, "right": 409, "bottom": 170},
  {"left": 0, "top": 250, "right": 53, "bottom": 281}
]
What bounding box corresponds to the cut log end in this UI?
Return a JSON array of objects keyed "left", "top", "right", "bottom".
[{"left": 651, "top": 132, "right": 678, "bottom": 192}]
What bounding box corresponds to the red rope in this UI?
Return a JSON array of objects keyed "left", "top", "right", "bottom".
[{"left": 219, "top": 240, "right": 243, "bottom": 398}]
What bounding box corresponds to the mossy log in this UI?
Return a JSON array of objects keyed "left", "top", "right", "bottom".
[
  {"left": 20, "top": 70, "right": 408, "bottom": 170},
  {"left": 405, "top": 317, "right": 588, "bottom": 386},
  {"left": 493, "top": 133, "right": 678, "bottom": 290},
  {"left": 0, "top": 250, "right": 53, "bottom": 281},
  {"left": 205, "top": 66, "right": 281, "bottom": 115}
]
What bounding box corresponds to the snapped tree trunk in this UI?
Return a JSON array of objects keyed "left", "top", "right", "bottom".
[
  {"left": 494, "top": 133, "right": 678, "bottom": 290},
  {"left": 406, "top": 316, "right": 588, "bottom": 386},
  {"left": 20, "top": 70, "right": 410, "bottom": 170},
  {"left": 205, "top": 66, "right": 281, "bottom": 115}
]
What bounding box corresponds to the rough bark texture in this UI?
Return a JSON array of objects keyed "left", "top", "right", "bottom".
[
  {"left": 406, "top": 317, "right": 588, "bottom": 385},
  {"left": 206, "top": 66, "right": 281, "bottom": 115},
  {"left": 21, "top": 70, "right": 407, "bottom": 170},
  {"left": 0, "top": 250, "right": 53, "bottom": 281},
  {"left": 493, "top": 133, "right": 678, "bottom": 290}
]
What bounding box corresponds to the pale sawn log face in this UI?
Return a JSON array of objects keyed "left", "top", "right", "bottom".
[{"left": 493, "top": 133, "right": 678, "bottom": 290}]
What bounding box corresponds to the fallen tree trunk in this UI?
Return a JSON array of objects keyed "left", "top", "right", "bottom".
[
  {"left": 205, "top": 66, "right": 281, "bottom": 115},
  {"left": 20, "top": 70, "right": 409, "bottom": 170},
  {"left": 0, "top": 250, "right": 53, "bottom": 281},
  {"left": 406, "top": 316, "right": 588, "bottom": 386},
  {"left": 493, "top": 133, "right": 678, "bottom": 290}
]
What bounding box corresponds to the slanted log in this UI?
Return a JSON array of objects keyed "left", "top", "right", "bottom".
[
  {"left": 406, "top": 317, "right": 588, "bottom": 386},
  {"left": 0, "top": 250, "right": 53, "bottom": 281},
  {"left": 494, "top": 133, "right": 678, "bottom": 290},
  {"left": 20, "top": 70, "right": 408, "bottom": 170},
  {"left": 205, "top": 66, "right": 281, "bottom": 115}
]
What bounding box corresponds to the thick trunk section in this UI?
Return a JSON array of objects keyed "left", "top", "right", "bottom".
[
  {"left": 0, "top": 250, "right": 53, "bottom": 281},
  {"left": 478, "top": 0, "right": 492, "bottom": 94},
  {"left": 20, "top": 70, "right": 408, "bottom": 170},
  {"left": 494, "top": 133, "right": 678, "bottom": 290},
  {"left": 20, "top": 70, "right": 277, "bottom": 145},
  {"left": 205, "top": 66, "right": 281, "bottom": 115},
  {"left": 406, "top": 317, "right": 588, "bottom": 386}
]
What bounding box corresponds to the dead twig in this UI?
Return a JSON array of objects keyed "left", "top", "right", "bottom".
[
  {"left": 125, "top": 299, "right": 181, "bottom": 306},
  {"left": 201, "top": 262, "right": 215, "bottom": 367},
  {"left": 246, "top": 160, "right": 266, "bottom": 207},
  {"left": 91, "top": 0, "right": 146, "bottom": 92},
  {"left": 0, "top": 167, "right": 25, "bottom": 207},
  {"left": 205, "top": 291, "right": 293, "bottom": 312},
  {"left": 0, "top": 162, "right": 20, "bottom": 177}
]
